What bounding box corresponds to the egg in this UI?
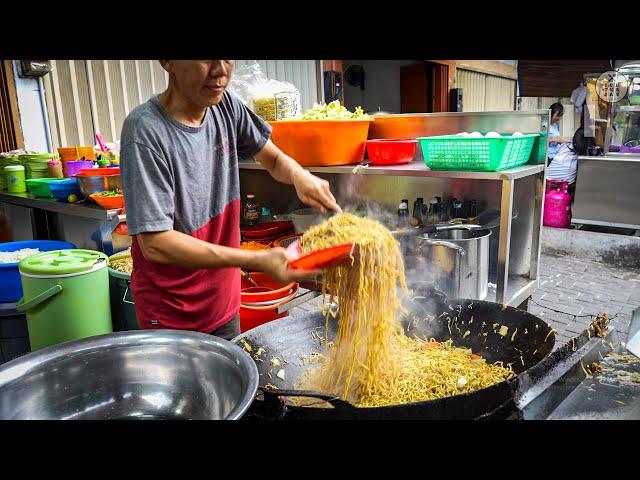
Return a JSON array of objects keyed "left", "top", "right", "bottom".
[
  {"left": 469, "top": 131, "right": 483, "bottom": 138},
  {"left": 485, "top": 131, "right": 501, "bottom": 138},
  {"left": 511, "top": 132, "right": 524, "bottom": 137},
  {"left": 457, "top": 132, "right": 470, "bottom": 137}
]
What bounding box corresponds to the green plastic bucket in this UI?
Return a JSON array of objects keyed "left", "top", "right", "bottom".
[
  {"left": 0, "top": 155, "right": 21, "bottom": 190},
  {"left": 16, "top": 249, "right": 113, "bottom": 351},
  {"left": 108, "top": 266, "right": 139, "bottom": 331}
]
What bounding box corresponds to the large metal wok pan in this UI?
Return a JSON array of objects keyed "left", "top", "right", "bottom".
[{"left": 233, "top": 284, "right": 556, "bottom": 420}]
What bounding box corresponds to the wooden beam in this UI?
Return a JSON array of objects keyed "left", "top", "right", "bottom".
[
  {"left": 68, "top": 60, "right": 85, "bottom": 144},
  {"left": 49, "top": 60, "right": 68, "bottom": 147},
  {"left": 86, "top": 60, "right": 101, "bottom": 137},
  {"left": 322, "top": 60, "right": 343, "bottom": 72},
  {"left": 119, "top": 60, "right": 130, "bottom": 115},
  {"left": 102, "top": 60, "right": 118, "bottom": 142},
  {"left": 3, "top": 60, "right": 24, "bottom": 149}
]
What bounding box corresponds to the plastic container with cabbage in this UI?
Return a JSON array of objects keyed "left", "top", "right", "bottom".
[{"left": 285, "top": 100, "right": 371, "bottom": 121}]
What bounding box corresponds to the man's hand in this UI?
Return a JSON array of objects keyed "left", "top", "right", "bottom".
[
  {"left": 255, "top": 140, "right": 342, "bottom": 215},
  {"left": 253, "top": 247, "right": 321, "bottom": 285},
  {"left": 291, "top": 169, "right": 342, "bottom": 215}
]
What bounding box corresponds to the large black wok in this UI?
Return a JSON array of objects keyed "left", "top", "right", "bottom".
[{"left": 233, "top": 286, "right": 556, "bottom": 420}]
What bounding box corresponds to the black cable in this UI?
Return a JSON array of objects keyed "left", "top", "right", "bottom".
[{"left": 529, "top": 298, "right": 620, "bottom": 323}]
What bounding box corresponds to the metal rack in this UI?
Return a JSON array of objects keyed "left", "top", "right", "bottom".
[
  {"left": 0, "top": 192, "right": 128, "bottom": 255},
  {"left": 239, "top": 110, "right": 550, "bottom": 307}
]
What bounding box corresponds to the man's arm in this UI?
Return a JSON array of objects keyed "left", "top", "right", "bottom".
[
  {"left": 255, "top": 140, "right": 342, "bottom": 214},
  {"left": 137, "top": 230, "right": 264, "bottom": 270},
  {"left": 136, "top": 230, "right": 318, "bottom": 284}
]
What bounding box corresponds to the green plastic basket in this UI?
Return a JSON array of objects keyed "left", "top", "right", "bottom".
[{"left": 416, "top": 134, "right": 539, "bottom": 171}]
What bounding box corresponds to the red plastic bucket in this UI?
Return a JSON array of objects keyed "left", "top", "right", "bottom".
[
  {"left": 239, "top": 284, "right": 299, "bottom": 332},
  {"left": 240, "top": 272, "right": 297, "bottom": 303}
]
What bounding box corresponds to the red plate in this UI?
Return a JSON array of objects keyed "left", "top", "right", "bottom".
[
  {"left": 77, "top": 167, "right": 120, "bottom": 176},
  {"left": 242, "top": 221, "right": 293, "bottom": 240},
  {"left": 287, "top": 241, "right": 355, "bottom": 271}
]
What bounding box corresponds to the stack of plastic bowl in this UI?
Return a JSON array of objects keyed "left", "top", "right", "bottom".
[
  {"left": 0, "top": 155, "right": 21, "bottom": 190},
  {"left": 19, "top": 153, "right": 58, "bottom": 180}
]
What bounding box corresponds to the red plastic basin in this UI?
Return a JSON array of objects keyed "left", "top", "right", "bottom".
[
  {"left": 239, "top": 283, "right": 300, "bottom": 332},
  {"left": 366, "top": 139, "right": 417, "bottom": 165},
  {"left": 241, "top": 272, "right": 297, "bottom": 303}
]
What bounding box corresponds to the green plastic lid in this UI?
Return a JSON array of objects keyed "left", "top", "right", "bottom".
[{"left": 19, "top": 249, "right": 108, "bottom": 275}]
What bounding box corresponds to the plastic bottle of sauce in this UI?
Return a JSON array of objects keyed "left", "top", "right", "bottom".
[
  {"left": 243, "top": 193, "right": 260, "bottom": 226},
  {"left": 427, "top": 197, "right": 440, "bottom": 224},
  {"left": 397, "top": 199, "right": 409, "bottom": 228}
]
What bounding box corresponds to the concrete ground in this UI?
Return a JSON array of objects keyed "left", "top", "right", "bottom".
[{"left": 529, "top": 252, "right": 640, "bottom": 348}]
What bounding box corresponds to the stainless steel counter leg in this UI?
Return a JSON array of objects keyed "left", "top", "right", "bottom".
[
  {"left": 529, "top": 172, "right": 545, "bottom": 281},
  {"left": 496, "top": 178, "right": 514, "bottom": 304}
]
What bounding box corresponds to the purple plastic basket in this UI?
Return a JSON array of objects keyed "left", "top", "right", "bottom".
[{"left": 65, "top": 160, "right": 94, "bottom": 177}]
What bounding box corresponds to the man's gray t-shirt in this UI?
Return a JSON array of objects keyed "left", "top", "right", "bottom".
[{"left": 119, "top": 91, "right": 271, "bottom": 333}]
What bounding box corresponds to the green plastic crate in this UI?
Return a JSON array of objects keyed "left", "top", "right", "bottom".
[{"left": 416, "top": 134, "right": 540, "bottom": 171}]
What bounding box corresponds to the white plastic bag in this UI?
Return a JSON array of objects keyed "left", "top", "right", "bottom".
[{"left": 228, "top": 61, "right": 301, "bottom": 121}]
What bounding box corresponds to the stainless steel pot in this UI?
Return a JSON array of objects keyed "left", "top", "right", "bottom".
[
  {"left": 414, "top": 228, "right": 491, "bottom": 300},
  {"left": 0, "top": 330, "right": 259, "bottom": 420},
  {"left": 77, "top": 174, "right": 121, "bottom": 199}
]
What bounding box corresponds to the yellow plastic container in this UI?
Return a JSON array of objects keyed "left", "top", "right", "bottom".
[{"left": 269, "top": 119, "right": 373, "bottom": 166}]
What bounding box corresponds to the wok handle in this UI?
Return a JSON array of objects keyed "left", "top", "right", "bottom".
[{"left": 260, "top": 387, "right": 356, "bottom": 411}]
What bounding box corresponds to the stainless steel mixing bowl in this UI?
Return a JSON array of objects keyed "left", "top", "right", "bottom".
[
  {"left": 0, "top": 330, "right": 259, "bottom": 420},
  {"left": 77, "top": 174, "right": 121, "bottom": 198}
]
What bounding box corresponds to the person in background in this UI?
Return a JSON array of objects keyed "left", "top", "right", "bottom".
[
  {"left": 120, "top": 60, "right": 341, "bottom": 340},
  {"left": 546, "top": 127, "right": 595, "bottom": 198},
  {"left": 547, "top": 102, "right": 572, "bottom": 165}
]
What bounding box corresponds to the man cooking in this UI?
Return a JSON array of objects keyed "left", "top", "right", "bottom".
[{"left": 120, "top": 60, "right": 341, "bottom": 340}]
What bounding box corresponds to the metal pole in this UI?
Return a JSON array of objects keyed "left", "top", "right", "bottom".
[{"left": 496, "top": 178, "right": 514, "bottom": 304}]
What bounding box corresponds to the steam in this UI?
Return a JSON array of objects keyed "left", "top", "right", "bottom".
[{"left": 333, "top": 173, "right": 443, "bottom": 337}]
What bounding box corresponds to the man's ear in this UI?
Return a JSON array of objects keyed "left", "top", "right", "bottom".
[{"left": 159, "top": 60, "right": 173, "bottom": 73}]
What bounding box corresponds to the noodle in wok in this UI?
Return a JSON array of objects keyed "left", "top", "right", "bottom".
[{"left": 296, "top": 212, "right": 514, "bottom": 408}]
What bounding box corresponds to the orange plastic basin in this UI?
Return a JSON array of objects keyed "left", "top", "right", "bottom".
[
  {"left": 90, "top": 193, "right": 125, "bottom": 209},
  {"left": 269, "top": 119, "right": 373, "bottom": 166}
]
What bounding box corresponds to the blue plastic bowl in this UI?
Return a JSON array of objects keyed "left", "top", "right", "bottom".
[
  {"left": 48, "top": 178, "right": 82, "bottom": 202},
  {"left": 0, "top": 240, "right": 76, "bottom": 303}
]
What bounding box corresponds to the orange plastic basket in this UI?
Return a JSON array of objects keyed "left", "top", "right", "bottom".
[
  {"left": 57, "top": 146, "right": 96, "bottom": 161},
  {"left": 268, "top": 119, "right": 373, "bottom": 166}
]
